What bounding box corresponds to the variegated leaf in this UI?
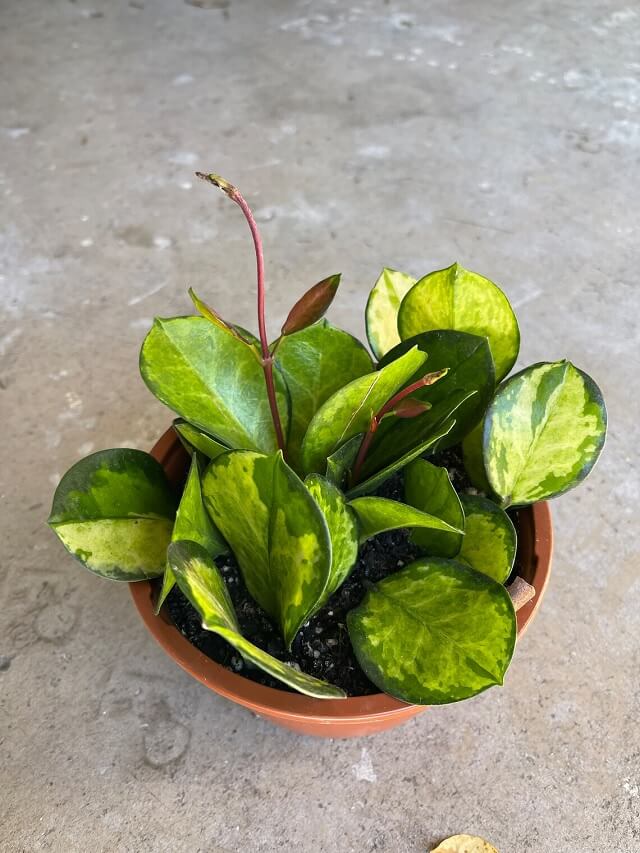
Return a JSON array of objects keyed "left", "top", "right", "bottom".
[
  {"left": 300, "top": 345, "right": 427, "bottom": 474},
  {"left": 325, "top": 433, "right": 364, "bottom": 488},
  {"left": 349, "top": 496, "right": 462, "bottom": 544},
  {"left": 201, "top": 450, "right": 331, "bottom": 647},
  {"left": 274, "top": 320, "right": 373, "bottom": 471},
  {"left": 397, "top": 263, "right": 520, "bottom": 381},
  {"left": 168, "top": 541, "right": 345, "bottom": 698},
  {"left": 173, "top": 418, "right": 229, "bottom": 460},
  {"left": 365, "top": 267, "right": 416, "bottom": 359},
  {"left": 140, "top": 316, "right": 290, "bottom": 453},
  {"left": 483, "top": 360, "right": 607, "bottom": 506},
  {"left": 156, "top": 454, "right": 227, "bottom": 613},
  {"left": 347, "top": 558, "right": 516, "bottom": 704},
  {"left": 403, "top": 458, "right": 464, "bottom": 557},
  {"left": 458, "top": 494, "right": 516, "bottom": 583},
  {"left": 48, "top": 449, "right": 176, "bottom": 580},
  {"left": 305, "top": 474, "right": 359, "bottom": 606}
]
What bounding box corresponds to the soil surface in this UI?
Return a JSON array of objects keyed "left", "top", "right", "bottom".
[{"left": 166, "top": 447, "right": 518, "bottom": 696}]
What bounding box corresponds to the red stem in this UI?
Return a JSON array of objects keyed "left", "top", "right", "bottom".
[
  {"left": 196, "top": 173, "right": 286, "bottom": 455},
  {"left": 350, "top": 369, "right": 447, "bottom": 486}
]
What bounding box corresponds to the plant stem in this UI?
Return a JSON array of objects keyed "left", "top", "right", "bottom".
[
  {"left": 195, "top": 172, "right": 287, "bottom": 455},
  {"left": 349, "top": 368, "right": 448, "bottom": 486}
]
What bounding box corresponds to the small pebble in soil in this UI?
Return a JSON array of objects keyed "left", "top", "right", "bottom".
[{"left": 166, "top": 446, "right": 522, "bottom": 696}]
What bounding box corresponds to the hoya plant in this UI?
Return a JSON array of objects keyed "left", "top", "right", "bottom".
[{"left": 49, "top": 173, "right": 607, "bottom": 704}]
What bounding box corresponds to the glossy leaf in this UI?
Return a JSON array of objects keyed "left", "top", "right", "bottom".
[
  {"left": 397, "top": 263, "right": 520, "bottom": 381},
  {"left": 349, "top": 389, "right": 476, "bottom": 497},
  {"left": 349, "top": 496, "right": 462, "bottom": 544},
  {"left": 347, "top": 558, "right": 517, "bottom": 704},
  {"left": 140, "top": 316, "right": 289, "bottom": 454},
  {"left": 403, "top": 458, "right": 464, "bottom": 557},
  {"left": 461, "top": 421, "right": 492, "bottom": 493},
  {"left": 168, "top": 541, "right": 344, "bottom": 698},
  {"left": 156, "top": 454, "right": 227, "bottom": 613},
  {"left": 325, "top": 433, "right": 364, "bottom": 488},
  {"left": 48, "top": 449, "right": 176, "bottom": 581},
  {"left": 378, "top": 330, "right": 495, "bottom": 449},
  {"left": 274, "top": 320, "right": 373, "bottom": 471},
  {"left": 483, "top": 360, "right": 607, "bottom": 506},
  {"left": 365, "top": 267, "right": 416, "bottom": 359},
  {"left": 300, "top": 345, "right": 427, "bottom": 474},
  {"left": 202, "top": 450, "right": 331, "bottom": 647},
  {"left": 281, "top": 274, "right": 341, "bottom": 335},
  {"left": 173, "top": 418, "right": 228, "bottom": 460},
  {"left": 305, "top": 474, "right": 359, "bottom": 606},
  {"left": 458, "top": 494, "right": 516, "bottom": 583}
]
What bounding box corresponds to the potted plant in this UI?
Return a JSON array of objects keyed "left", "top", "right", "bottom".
[{"left": 49, "top": 173, "right": 607, "bottom": 737}]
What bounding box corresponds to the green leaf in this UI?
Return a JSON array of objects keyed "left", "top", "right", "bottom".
[
  {"left": 281, "top": 274, "right": 341, "bottom": 335},
  {"left": 156, "top": 454, "right": 227, "bottom": 613},
  {"left": 274, "top": 320, "right": 373, "bottom": 471},
  {"left": 365, "top": 267, "right": 416, "bottom": 360},
  {"left": 300, "top": 345, "right": 427, "bottom": 474},
  {"left": 173, "top": 418, "right": 229, "bottom": 460},
  {"left": 347, "top": 558, "right": 516, "bottom": 704},
  {"left": 397, "top": 263, "right": 520, "bottom": 381},
  {"left": 325, "top": 433, "right": 364, "bottom": 488},
  {"left": 378, "top": 330, "right": 495, "bottom": 448},
  {"left": 48, "top": 449, "right": 176, "bottom": 581},
  {"left": 461, "top": 421, "right": 492, "bottom": 493},
  {"left": 202, "top": 450, "right": 331, "bottom": 647},
  {"left": 305, "top": 474, "right": 359, "bottom": 606},
  {"left": 483, "top": 360, "right": 607, "bottom": 506},
  {"left": 458, "top": 495, "right": 516, "bottom": 583},
  {"left": 168, "top": 541, "right": 344, "bottom": 698},
  {"left": 349, "top": 389, "right": 476, "bottom": 497},
  {"left": 348, "top": 496, "right": 462, "bottom": 544},
  {"left": 403, "top": 459, "right": 464, "bottom": 557},
  {"left": 188, "top": 287, "right": 257, "bottom": 348},
  {"left": 140, "top": 316, "right": 290, "bottom": 454}
]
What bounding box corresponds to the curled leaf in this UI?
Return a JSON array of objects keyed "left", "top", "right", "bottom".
[
  {"left": 391, "top": 398, "right": 431, "bottom": 419},
  {"left": 281, "top": 274, "right": 341, "bottom": 335},
  {"left": 189, "top": 287, "right": 256, "bottom": 349}
]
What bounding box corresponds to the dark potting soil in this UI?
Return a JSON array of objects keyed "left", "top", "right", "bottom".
[{"left": 166, "top": 446, "right": 521, "bottom": 696}]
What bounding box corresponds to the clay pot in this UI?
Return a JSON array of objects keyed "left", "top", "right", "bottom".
[{"left": 130, "top": 428, "right": 553, "bottom": 738}]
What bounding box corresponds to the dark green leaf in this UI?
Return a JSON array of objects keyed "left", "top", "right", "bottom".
[
  {"left": 350, "top": 389, "right": 476, "bottom": 496},
  {"left": 458, "top": 495, "right": 516, "bottom": 583},
  {"left": 461, "top": 421, "right": 492, "bottom": 493},
  {"left": 403, "top": 458, "right": 464, "bottom": 557},
  {"left": 325, "top": 434, "right": 364, "bottom": 488},
  {"left": 397, "top": 263, "right": 520, "bottom": 381},
  {"left": 168, "top": 541, "right": 344, "bottom": 698},
  {"left": 378, "top": 330, "right": 495, "bottom": 449},
  {"left": 281, "top": 274, "right": 341, "bottom": 335},
  {"left": 483, "top": 360, "right": 607, "bottom": 506},
  {"left": 274, "top": 320, "right": 373, "bottom": 471},
  {"left": 347, "top": 558, "right": 516, "bottom": 704},
  {"left": 202, "top": 450, "right": 331, "bottom": 647},
  {"left": 140, "top": 316, "right": 290, "bottom": 454},
  {"left": 349, "top": 496, "right": 462, "bottom": 544},
  {"left": 300, "top": 345, "right": 427, "bottom": 474},
  {"left": 365, "top": 267, "right": 416, "bottom": 360},
  {"left": 48, "top": 449, "right": 176, "bottom": 581}
]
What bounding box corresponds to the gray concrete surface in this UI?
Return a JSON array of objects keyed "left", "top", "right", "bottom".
[{"left": 1, "top": 0, "right": 639, "bottom": 850}]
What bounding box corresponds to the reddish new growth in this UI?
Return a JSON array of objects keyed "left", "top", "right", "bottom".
[
  {"left": 350, "top": 369, "right": 448, "bottom": 486},
  {"left": 196, "top": 172, "right": 287, "bottom": 455}
]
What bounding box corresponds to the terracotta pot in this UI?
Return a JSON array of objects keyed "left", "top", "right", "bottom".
[{"left": 130, "top": 428, "right": 553, "bottom": 738}]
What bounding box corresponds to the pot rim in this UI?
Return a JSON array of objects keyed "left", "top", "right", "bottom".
[{"left": 130, "top": 427, "right": 553, "bottom": 724}]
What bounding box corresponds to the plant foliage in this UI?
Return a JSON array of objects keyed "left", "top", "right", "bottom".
[{"left": 49, "top": 174, "right": 607, "bottom": 703}]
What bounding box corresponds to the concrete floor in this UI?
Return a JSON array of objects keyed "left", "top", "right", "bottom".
[{"left": 1, "top": 0, "right": 638, "bottom": 850}]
